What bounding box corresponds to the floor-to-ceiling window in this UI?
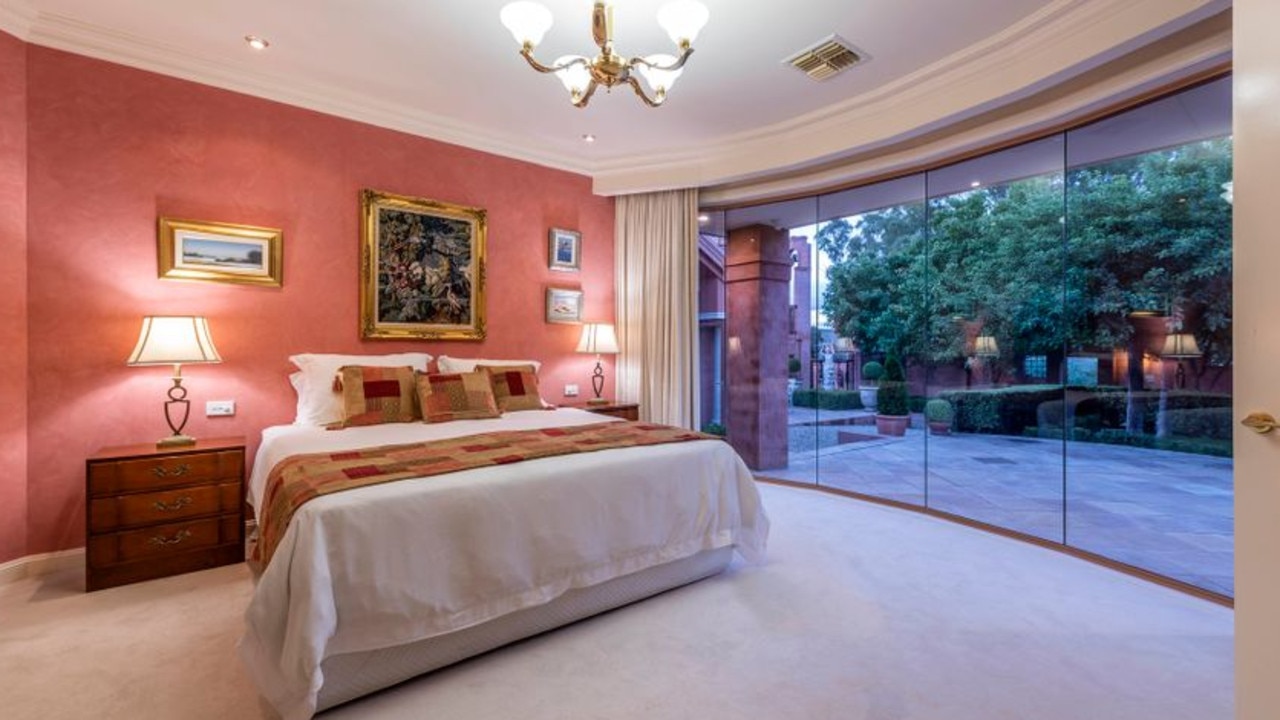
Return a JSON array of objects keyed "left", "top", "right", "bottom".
[{"left": 699, "top": 75, "right": 1233, "bottom": 597}]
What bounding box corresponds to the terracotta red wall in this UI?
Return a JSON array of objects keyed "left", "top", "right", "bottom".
[
  {"left": 23, "top": 47, "right": 615, "bottom": 555},
  {"left": 0, "top": 31, "right": 28, "bottom": 564}
]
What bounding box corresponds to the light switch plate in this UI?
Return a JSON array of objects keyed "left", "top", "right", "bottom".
[
  {"left": 564, "top": 384, "right": 580, "bottom": 397},
  {"left": 206, "top": 400, "right": 236, "bottom": 417}
]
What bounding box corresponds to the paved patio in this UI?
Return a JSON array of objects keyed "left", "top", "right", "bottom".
[{"left": 762, "top": 408, "right": 1234, "bottom": 596}]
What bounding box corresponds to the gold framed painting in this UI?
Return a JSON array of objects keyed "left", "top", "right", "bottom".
[
  {"left": 360, "top": 189, "right": 487, "bottom": 340},
  {"left": 157, "top": 217, "right": 283, "bottom": 287}
]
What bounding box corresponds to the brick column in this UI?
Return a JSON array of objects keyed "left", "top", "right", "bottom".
[{"left": 726, "top": 224, "right": 791, "bottom": 470}]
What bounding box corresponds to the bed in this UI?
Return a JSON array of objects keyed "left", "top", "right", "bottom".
[{"left": 238, "top": 406, "right": 769, "bottom": 719}]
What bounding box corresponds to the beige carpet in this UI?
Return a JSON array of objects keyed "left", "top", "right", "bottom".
[{"left": 0, "top": 483, "right": 1232, "bottom": 720}]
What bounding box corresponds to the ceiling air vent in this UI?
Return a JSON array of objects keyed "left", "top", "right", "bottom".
[{"left": 785, "top": 35, "right": 865, "bottom": 81}]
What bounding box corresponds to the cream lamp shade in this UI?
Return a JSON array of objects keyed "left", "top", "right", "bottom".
[
  {"left": 973, "top": 334, "right": 1000, "bottom": 358},
  {"left": 127, "top": 316, "right": 221, "bottom": 447},
  {"left": 1160, "top": 332, "right": 1202, "bottom": 359},
  {"left": 576, "top": 323, "right": 619, "bottom": 403},
  {"left": 576, "top": 323, "right": 619, "bottom": 355}
]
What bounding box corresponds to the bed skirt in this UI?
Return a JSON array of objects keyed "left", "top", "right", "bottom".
[{"left": 315, "top": 546, "right": 736, "bottom": 712}]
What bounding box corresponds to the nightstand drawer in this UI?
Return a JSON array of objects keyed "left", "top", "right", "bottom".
[
  {"left": 88, "top": 449, "right": 242, "bottom": 496},
  {"left": 88, "top": 482, "right": 241, "bottom": 532},
  {"left": 87, "top": 515, "right": 241, "bottom": 567}
]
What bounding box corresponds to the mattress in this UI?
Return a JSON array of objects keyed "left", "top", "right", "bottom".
[{"left": 239, "top": 409, "right": 769, "bottom": 720}]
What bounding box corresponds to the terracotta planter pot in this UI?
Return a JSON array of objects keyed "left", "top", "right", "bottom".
[
  {"left": 875, "top": 414, "right": 909, "bottom": 437},
  {"left": 928, "top": 421, "right": 951, "bottom": 436}
]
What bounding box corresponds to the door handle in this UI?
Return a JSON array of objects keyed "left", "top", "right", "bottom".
[{"left": 1242, "top": 412, "right": 1279, "bottom": 434}]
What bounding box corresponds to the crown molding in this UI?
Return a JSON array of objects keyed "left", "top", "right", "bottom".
[
  {"left": 8, "top": 0, "right": 1229, "bottom": 196},
  {"left": 592, "top": 0, "right": 1232, "bottom": 196},
  {"left": 0, "top": 0, "right": 36, "bottom": 40},
  {"left": 23, "top": 11, "right": 594, "bottom": 178}
]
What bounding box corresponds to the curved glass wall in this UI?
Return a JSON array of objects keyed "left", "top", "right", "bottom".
[{"left": 699, "top": 76, "right": 1233, "bottom": 596}]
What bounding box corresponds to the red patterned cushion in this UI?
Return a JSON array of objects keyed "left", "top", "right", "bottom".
[
  {"left": 416, "top": 371, "right": 501, "bottom": 423},
  {"left": 483, "top": 364, "right": 548, "bottom": 412},
  {"left": 333, "top": 366, "right": 418, "bottom": 428}
]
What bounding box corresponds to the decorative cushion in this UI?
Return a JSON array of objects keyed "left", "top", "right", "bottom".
[
  {"left": 437, "top": 356, "right": 542, "bottom": 374},
  {"left": 483, "top": 364, "right": 548, "bottom": 412},
  {"left": 289, "top": 352, "right": 432, "bottom": 426},
  {"left": 333, "top": 365, "right": 418, "bottom": 428},
  {"left": 416, "top": 371, "right": 501, "bottom": 423}
]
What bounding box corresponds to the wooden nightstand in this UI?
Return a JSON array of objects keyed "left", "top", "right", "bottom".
[
  {"left": 85, "top": 436, "right": 246, "bottom": 591},
  {"left": 571, "top": 401, "right": 640, "bottom": 421}
]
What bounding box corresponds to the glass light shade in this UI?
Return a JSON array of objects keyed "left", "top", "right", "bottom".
[
  {"left": 636, "top": 54, "right": 684, "bottom": 93},
  {"left": 656, "top": 0, "right": 709, "bottom": 46},
  {"left": 500, "top": 1, "right": 554, "bottom": 47},
  {"left": 553, "top": 56, "right": 592, "bottom": 95},
  {"left": 127, "top": 316, "right": 222, "bottom": 366},
  {"left": 576, "top": 323, "right": 620, "bottom": 355},
  {"left": 973, "top": 335, "right": 1000, "bottom": 357},
  {"left": 1161, "top": 332, "right": 1202, "bottom": 358}
]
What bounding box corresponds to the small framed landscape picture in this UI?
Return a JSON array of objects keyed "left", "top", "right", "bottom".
[
  {"left": 158, "top": 217, "right": 283, "bottom": 287},
  {"left": 546, "top": 287, "right": 584, "bottom": 324},
  {"left": 548, "top": 228, "right": 581, "bottom": 272}
]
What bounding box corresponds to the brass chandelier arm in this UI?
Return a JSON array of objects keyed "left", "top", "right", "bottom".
[
  {"left": 573, "top": 80, "right": 601, "bottom": 108},
  {"left": 628, "top": 46, "right": 694, "bottom": 73},
  {"left": 626, "top": 76, "right": 666, "bottom": 107},
  {"left": 518, "top": 46, "right": 588, "bottom": 75}
]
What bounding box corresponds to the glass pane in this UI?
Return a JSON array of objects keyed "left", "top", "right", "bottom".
[
  {"left": 1063, "top": 76, "right": 1234, "bottom": 596},
  {"left": 923, "top": 136, "right": 1067, "bottom": 542},
  {"left": 721, "top": 198, "right": 820, "bottom": 485},
  {"left": 696, "top": 209, "right": 727, "bottom": 437},
  {"left": 811, "top": 174, "right": 928, "bottom": 505}
]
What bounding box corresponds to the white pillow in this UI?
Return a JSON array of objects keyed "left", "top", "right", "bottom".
[
  {"left": 289, "top": 352, "right": 433, "bottom": 426},
  {"left": 437, "top": 355, "right": 542, "bottom": 374}
]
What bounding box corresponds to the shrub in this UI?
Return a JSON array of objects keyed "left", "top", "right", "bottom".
[
  {"left": 791, "top": 389, "right": 863, "bottom": 410},
  {"left": 861, "top": 361, "right": 884, "bottom": 385},
  {"left": 1166, "top": 407, "right": 1233, "bottom": 441},
  {"left": 877, "top": 357, "right": 909, "bottom": 416},
  {"left": 909, "top": 395, "right": 928, "bottom": 414},
  {"left": 925, "top": 398, "right": 954, "bottom": 424},
  {"left": 939, "top": 385, "right": 1063, "bottom": 435},
  {"left": 787, "top": 356, "right": 802, "bottom": 375}
]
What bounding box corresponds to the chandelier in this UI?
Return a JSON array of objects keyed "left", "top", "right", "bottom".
[{"left": 499, "top": 1, "right": 709, "bottom": 108}]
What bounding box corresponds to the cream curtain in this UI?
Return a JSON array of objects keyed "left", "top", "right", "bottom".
[{"left": 614, "top": 188, "right": 700, "bottom": 429}]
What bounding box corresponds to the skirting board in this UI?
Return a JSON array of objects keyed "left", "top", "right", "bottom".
[{"left": 0, "top": 548, "right": 85, "bottom": 586}]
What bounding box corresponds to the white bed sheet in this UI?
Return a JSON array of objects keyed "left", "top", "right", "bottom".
[{"left": 238, "top": 409, "right": 769, "bottom": 720}]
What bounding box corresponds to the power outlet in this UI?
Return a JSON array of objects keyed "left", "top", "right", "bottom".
[
  {"left": 564, "top": 384, "right": 580, "bottom": 397},
  {"left": 206, "top": 400, "right": 236, "bottom": 417}
]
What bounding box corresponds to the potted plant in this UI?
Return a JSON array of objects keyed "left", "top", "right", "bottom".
[
  {"left": 788, "top": 356, "right": 802, "bottom": 378},
  {"left": 925, "top": 398, "right": 954, "bottom": 436},
  {"left": 859, "top": 360, "right": 884, "bottom": 411},
  {"left": 875, "top": 357, "right": 910, "bottom": 436}
]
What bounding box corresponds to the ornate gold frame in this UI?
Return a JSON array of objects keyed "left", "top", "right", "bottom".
[
  {"left": 360, "top": 189, "right": 487, "bottom": 340},
  {"left": 158, "top": 217, "right": 283, "bottom": 287}
]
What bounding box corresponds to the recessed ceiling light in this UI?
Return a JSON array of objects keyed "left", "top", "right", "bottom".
[
  {"left": 697, "top": 214, "right": 710, "bottom": 224},
  {"left": 245, "top": 35, "right": 270, "bottom": 51},
  {"left": 581, "top": 134, "right": 596, "bottom": 143}
]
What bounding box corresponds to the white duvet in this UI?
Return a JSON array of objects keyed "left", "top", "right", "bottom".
[{"left": 238, "top": 409, "right": 769, "bottom": 720}]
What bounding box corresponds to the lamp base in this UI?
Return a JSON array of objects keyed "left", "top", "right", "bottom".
[{"left": 157, "top": 434, "right": 196, "bottom": 448}]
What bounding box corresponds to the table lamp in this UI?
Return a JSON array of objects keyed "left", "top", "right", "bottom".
[
  {"left": 575, "top": 323, "right": 619, "bottom": 404},
  {"left": 127, "top": 316, "right": 222, "bottom": 446}
]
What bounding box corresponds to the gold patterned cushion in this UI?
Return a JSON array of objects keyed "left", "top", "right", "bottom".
[
  {"left": 482, "top": 364, "right": 548, "bottom": 412},
  {"left": 416, "top": 371, "right": 501, "bottom": 423},
  {"left": 333, "top": 365, "right": 418, "bottom": 428}
]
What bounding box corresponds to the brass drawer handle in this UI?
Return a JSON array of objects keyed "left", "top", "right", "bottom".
[
  {"left": 1242, "top": 412, "right": 1279, "bottom": 435},
  {"left": 152, "top": 463, "right": 190, "bottom": 479},
  {"left": 152, "top": 496, "right": 193, "bottom": 512},
  {"left": 148, "top": 530, "right": 193, "bottom": 547}
]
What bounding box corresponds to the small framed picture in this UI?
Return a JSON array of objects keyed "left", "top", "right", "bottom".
[
  {"left": 158, "top": 217, "right": 283, "bottom": 287},
  {"left": 546, "top": 287, "right": 584, "bottom": 324},
  {"left": 548, "top": 228, "right": 581, "bottom": 272}
]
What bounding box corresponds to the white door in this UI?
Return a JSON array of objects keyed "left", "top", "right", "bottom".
[{"left": 1234, "top": 2, "right": 1280, "bottom": 717}]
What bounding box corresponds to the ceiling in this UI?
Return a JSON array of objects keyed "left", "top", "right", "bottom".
[{"left": 0, "top": 0, "right": 1231, "bottom": 195}]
